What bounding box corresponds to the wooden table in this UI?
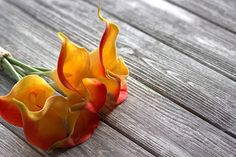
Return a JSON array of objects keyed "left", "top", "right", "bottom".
[{"left": 1, "top": 0, "right": 236, "bottom": 156}]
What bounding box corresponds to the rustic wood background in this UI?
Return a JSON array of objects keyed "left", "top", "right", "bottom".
[{"left": 1, "top": 0, "right": 236, "bottom": 156}]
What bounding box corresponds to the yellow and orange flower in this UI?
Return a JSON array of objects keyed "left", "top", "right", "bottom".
[
  {"left": 52, "top": 7, "right": 129, "bottom": 110},
  {"left": 0, "top": 75, "right": 54, "bottom": 127},
  {"left": 0, "top": 75, "right": 106, "bottom": 150},
  {"left": 90, "top": 7, "right": 129, "bottom": 105},
  {"left": 0, "top": 7, "right": 128, "bottom": 151}
]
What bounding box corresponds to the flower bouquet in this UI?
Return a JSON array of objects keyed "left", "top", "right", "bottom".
[{"left": 0, "top": 7, "right": 128, "bottom": 150}]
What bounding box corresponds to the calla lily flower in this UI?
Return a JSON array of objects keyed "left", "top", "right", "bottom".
[
  {"left": 13, "top": 95, "right": 71, "bottom": 150},
  {"left": 0, "top": 75, "right": 106, "bottom": 150},
  {"left": 0, "top": 75, "right": 54, "bottom": 127},
  {"left": 51, "top": 78, "right": 106, "bottom": 149},
  {"left": 0, "top": 7, "right": 128, "bottom": 151},
  {"left": 90, "top": 8, "right": 129, "bottom": 105},
  {"left": 52, "top": 7, "right": 129, "bottom": 110}
]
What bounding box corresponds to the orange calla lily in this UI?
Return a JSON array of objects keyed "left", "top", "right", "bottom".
[
  {"left": 57, "top": 32, "right": 90, "bottom": 94},
  {"left": 90, "top": 7, "right": 129, "bottom": 79},
  {"left": 90, "top": 7, "right": 129, "bottom": 105},
  {"left": 13, "top": 96, "right": 70, "bottom": 150},
  {"left": 51, "top": 108, "right": 99, "bottom": 149},
  {"left": 0, "top": 75, "right": 54, "bottom": 127},
  {"left": 0, "top": 75, "right": 106, "bottom": 150},
  {"left": 51, "top": 32, "right": 109, "bottom": 106},
  {"left": 0, "top": 6, "right": 128, "bottom": 151},
  {"left": 52, "top": 7, "right": 128, "bottom": 110},
  {"left": 51, "top": 78, "right": 107, "bottom": 149}
]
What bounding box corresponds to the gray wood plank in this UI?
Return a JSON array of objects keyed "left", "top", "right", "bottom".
[
  {"left": 9, "top": 0, "right": 236, "bottom": 138},
  {"left": 1, "top": 1, "right": 236, "bottom": 157},
  {"left": 84, "top": 0, "right": 236, "bottom": 83},
  {"left": 166, "top": 0, "right": 236, "bottom": 34},
  {"left": 0, "top": 122, "right": 42, "bottom": 157}
]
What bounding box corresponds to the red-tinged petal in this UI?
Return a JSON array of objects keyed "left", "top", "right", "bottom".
[
  {"left": 100, "top": 74, "right": 121, "bottom": 104},
  {"left": 57, "top": 32, "right": 90, "bottom": 92},
  {"left": 50, "top": 69, "right": 78, "bottom": 96},
  {"left": 50, "top": 106, "right": 99, "bottom": 149},
  {"left": 13, "top": 96, "right": 70, "bottom": 150},
  {"left": 100, "top": 23, "right": 118, "bottom": 71},
  {"left": 50, "top": 111, "right": 80, "bottom": 149},
  {"left": 82, "top": 78, "right": 107, "bottom": 112},
  {"left": 71, "top": 109, "right": 99, "bottom": 145},
  {"left": 0, "top": 97, "right": 22, "bottom": 127},
  {"left": 96, "top": 8, "right": 129, "bottom": 78},
  {"left": 0, "top": 75, "right": 54, "bottom": 127},
  {"left": 116, "top": 80, "right": 128, "bottom": 105},
  {"left": 68, "top": 78, "right": 107, "bottom": 112}
]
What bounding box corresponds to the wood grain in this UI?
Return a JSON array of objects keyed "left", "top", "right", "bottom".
[
  {"left": 1, "top": 0, "right": 236, "bottom": 156},
  {"left": 8, "top": 0, "right": 236, "bottom": 138},
  {"left": 0, "top": 122, "right": 42, "bottom": 157},
  {"left": 166, "top": 0, "right": 236, "bottom": 34},
  {"left": 84, "top": 0, "right": 236, "bottom": 83}
]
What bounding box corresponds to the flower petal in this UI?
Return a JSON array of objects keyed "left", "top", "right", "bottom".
[
  {"left": 97, "top": 8, "right": 128, "bottom": 78},
  {"left": 0, "top": 75, "right": 54, "bottom": 127},
  {"left": 100, "top": 74, "right": 121, "bottom": 104},
  {"left": 0, "top": 98, "right": 22, "bottom": 127},
  {"left": 110, "top": 57, "right": 129, "bottom": 79},
  {"left": 82, "top": 78, "right": 106, "bottom": 112},
  {"left": 89, "top": 8, "right": 129, "bottom": 107},
  {"left": 51, "top": 69, "right": 78, "bottom": 96},
  {"left": 13, "top": 96, "right": 70, "bottom": 150},
  {"left": 70, "top": 109, "right": 99, "bottom": 145},
  {"left": 89, "top": 48, "right": 106, "bottom": 77},
  {"left": 68, "top": 78, "right": 107, "bottom": 113},
  {"left": 50, "top": 78, "right": 106, "bottom": 149},
  {"left": 116, "top": 80, "right": 128, "bottom": 105},
  {"left": 50, "top": 106, "right": 99, "bottom": 149},
  {"left": 57, "top": 32, "right": 90, "bottom": 92}
]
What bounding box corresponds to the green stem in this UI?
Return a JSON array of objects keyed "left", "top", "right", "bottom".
[
  {"left": 2, "top": 58, "right": 22, "bottom": 81},
  {"left": 6, "top": 57, "right": 40, "bottom": 73},
  {"left": 33, "top": 67, "right": 51, "bottom": 72},
  {"left": 13, "top": 65, "right": 26, "bottom": 77},
  {"left": 26, "top": 71, "right": 51, "bottom": 77}
]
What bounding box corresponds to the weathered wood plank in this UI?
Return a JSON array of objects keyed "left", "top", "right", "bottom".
[
  {"left": 166, "top": 0, "right": 236, "bottom": 34},
  {"left": 1, "top": 1, "right": 236, "bottom": 157},
  {"left": 9, "top": 0, "right": 236, "bottom": 138},
  {"left": 0, "top": 122, "right": 42, "bottom": 157},
  {"left": 85, "top": 0, "right": 236, "bottom": 83}
]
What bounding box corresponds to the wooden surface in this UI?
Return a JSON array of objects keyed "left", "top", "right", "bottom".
[{"left": 1, "top": 0, "right": 236, "bottom": 156}]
